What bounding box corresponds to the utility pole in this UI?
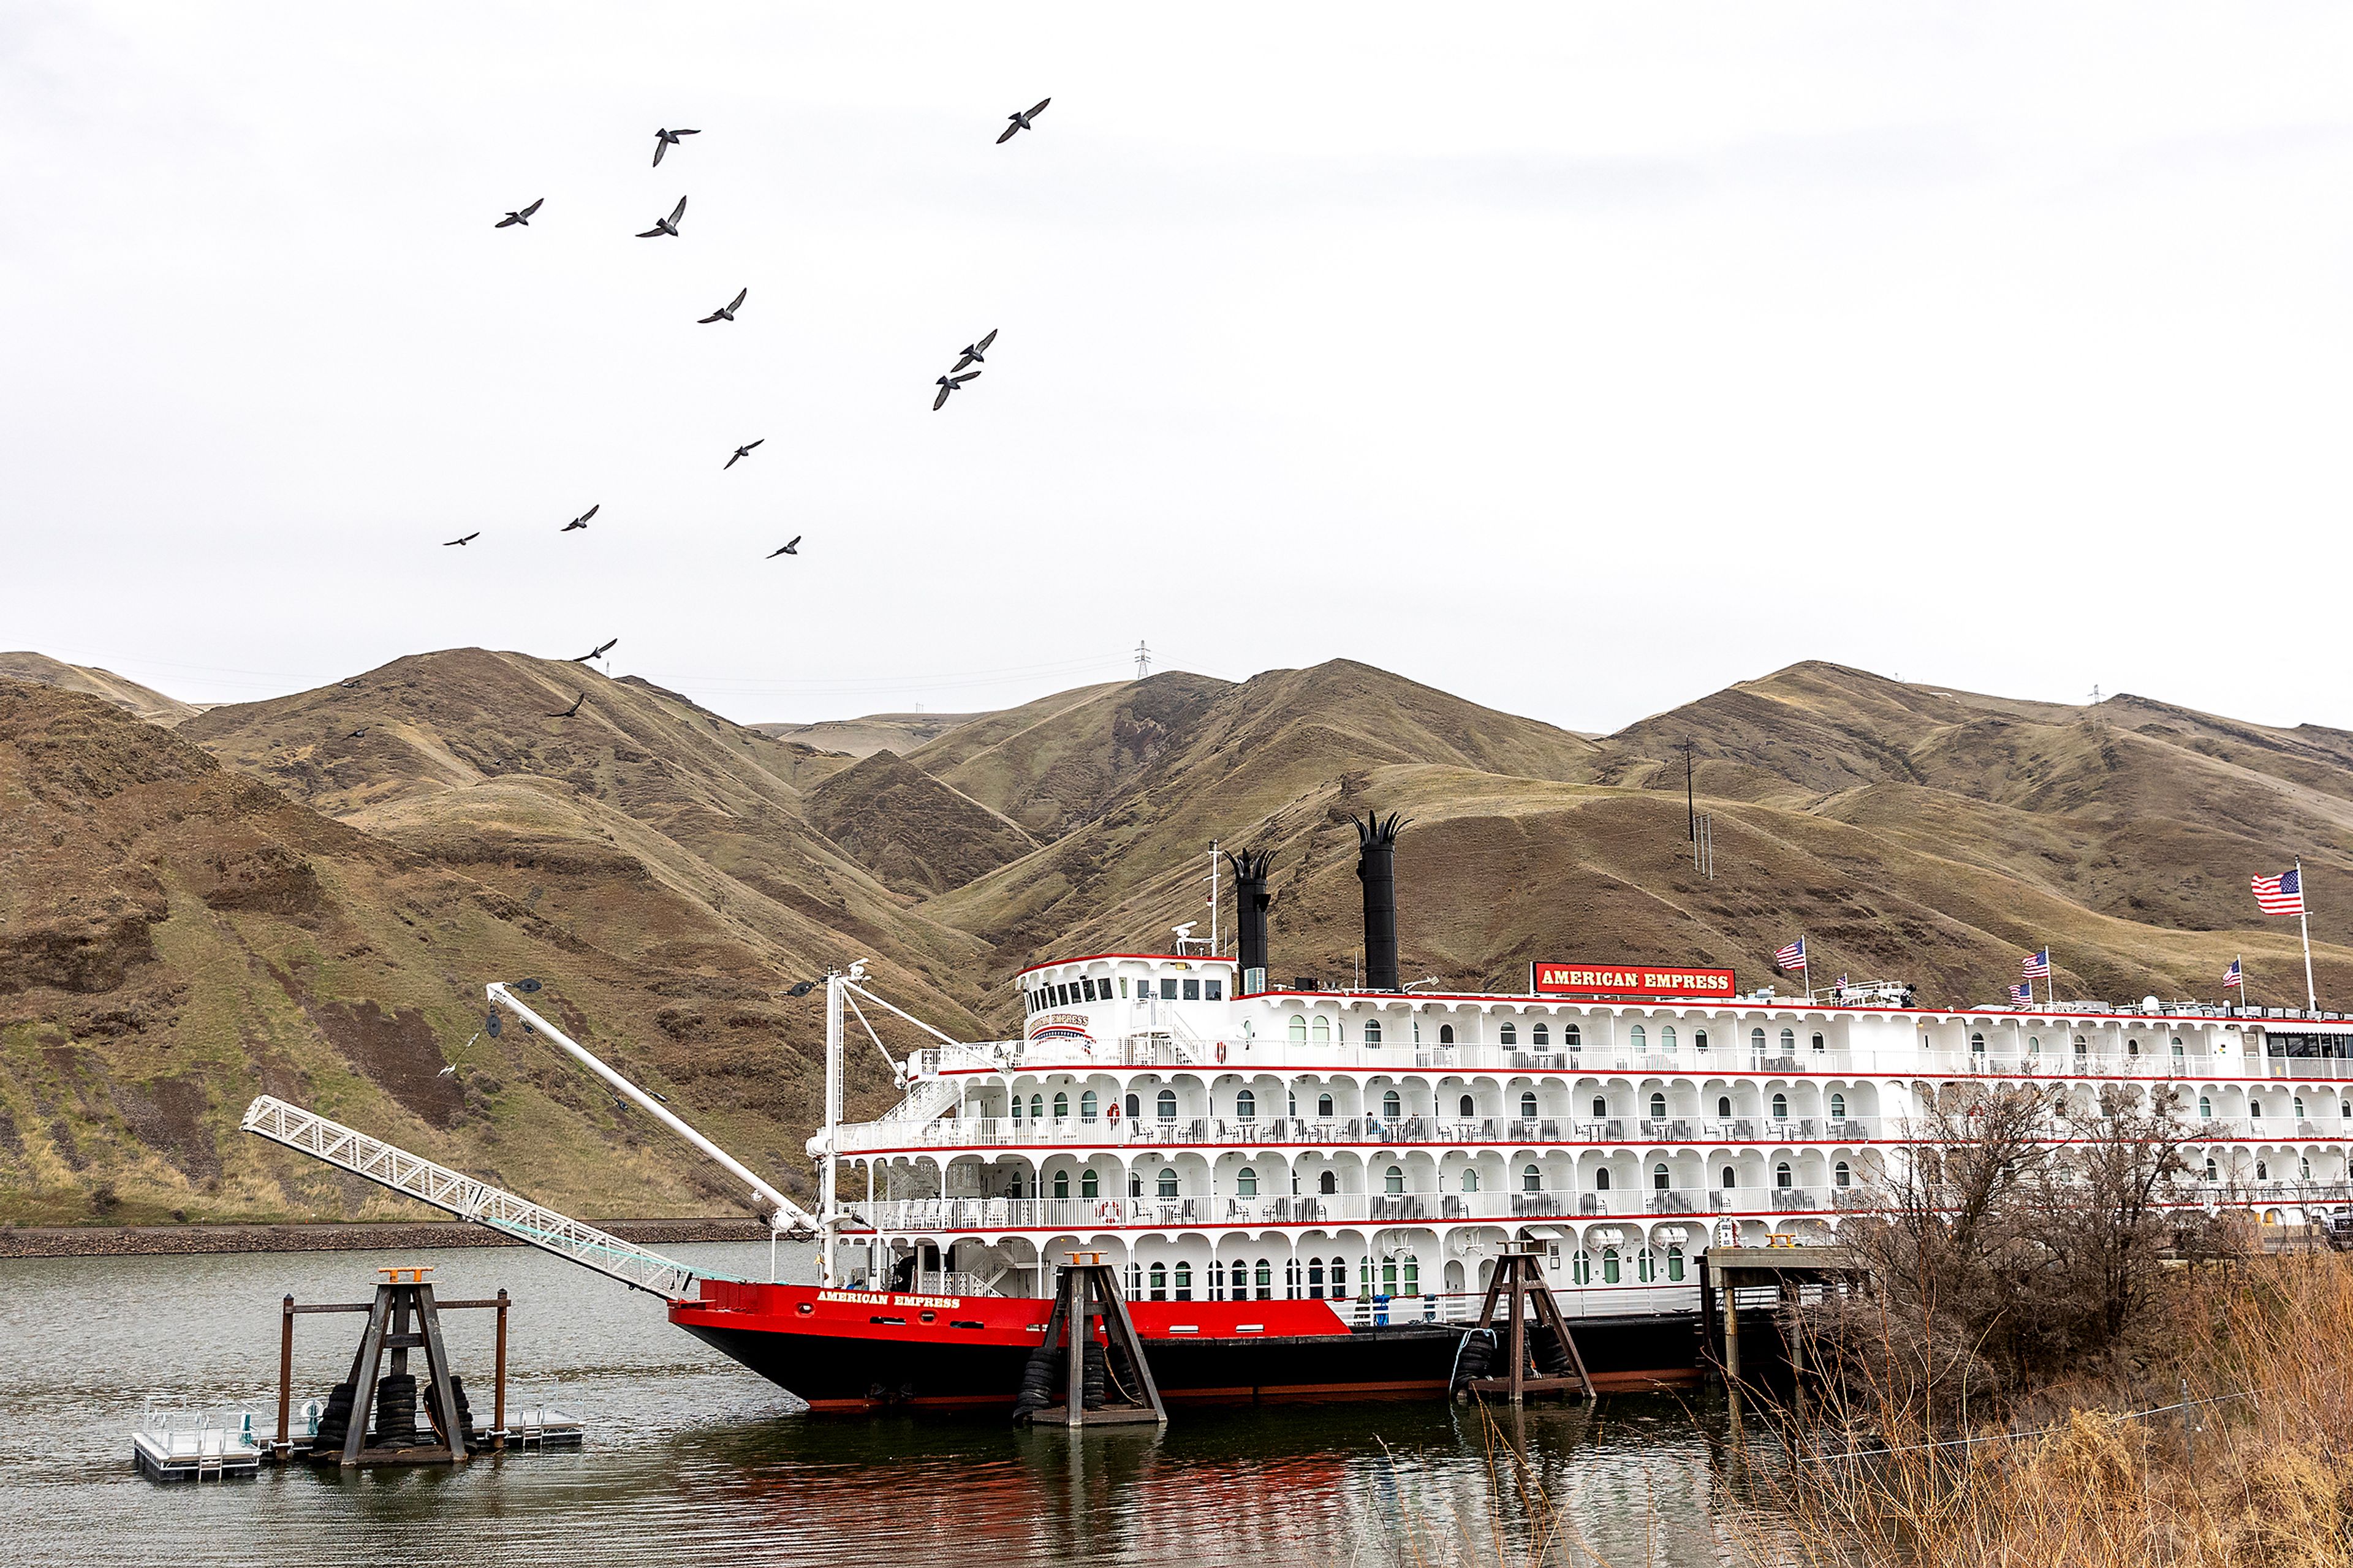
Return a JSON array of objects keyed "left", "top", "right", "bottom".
[{"left": 1677, "top": 741, "right": 1697, "bottom": 844}]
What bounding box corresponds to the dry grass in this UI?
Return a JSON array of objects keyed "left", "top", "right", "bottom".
[{"left": 1759, "top": 1253, "right": 2353, "bottom": 1567}]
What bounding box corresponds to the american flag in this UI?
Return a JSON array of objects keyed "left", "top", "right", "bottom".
[
  {"left": 1775, "top": 937, "right": 1806, "bottom": 972},
  {"left": 2022, "top": 948, "right": 2050, "bottom": 979},
  {"left": 2009, "top": 982, "right": 2033, "bottom": 1005},
  {"left": 2224, "top": 958, "right": 2243, "bottom": 989},
  {"left": 2253, "top": 868, "right": 2305, "bottom": 916}
]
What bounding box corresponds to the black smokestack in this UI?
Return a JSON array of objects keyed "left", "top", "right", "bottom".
[
  {"left": 1353, "top": 812, "right": 1408, "bottom": 991},
  {"left": 1227, "top": 849, "right": 1275, "bottom": 992}
]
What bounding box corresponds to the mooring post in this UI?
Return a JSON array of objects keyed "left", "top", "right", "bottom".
[
  {"left": 277, "top": 1294, "right": 295, "bottom": 1451},
  {"left": 494, "top": 1289, "right": 510, "bottom": 1450},
  {"left": 1506, "top": 1256, "right": 1529, "bottom": 1406},
  {"left": 1782, "top": 1276, "right": 1806, "bottom": 1429},
  {"left": 1063, "top": 1262, "right": 1087, "bottom": 1430},
  {"left": 1721, "top": 1263, "right": 1744, "bottom": 1432}
]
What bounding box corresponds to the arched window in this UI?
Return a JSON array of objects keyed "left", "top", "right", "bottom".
[
  {"left": 1601, "top": 1246, "right": 1622, "bottom": 1284},
  {"left": 1148, "top": 1262, "right": 1167, "bottom": 1300},
  {"left": 1156, "top": 1089, "right": 1177, "bottom": 1122},
  {"left": 1079, "top": 1090, "right": 1098, "bottom": 1121},
  {"left": 2302, "top": 1155, "right": 2313, "bottom": 1180},
  {"left": 1328, "top": 1256, "right": 1349, "bottom": 1300},
  {"left": 1317, "top": 1091, "right": 1335, "bottom": 1117},
  {"left": 1636, "top": 1246, "right": 1656, "bottom": 1283},
  {"left": 1384, "top": 1165, "right": 1404, "bottom": 1194},
  {"left": 1648, "top": 1093, "right": 1667, "bottom": 1119},
  {"left": 1125, "top": 1261, "right": 1140, "bottom": 1297},
  {"left": 1382, "top": 1089, "right": 1403, "bottom": 1119},
  {"left": 2172, "top": 1038, "right": 2186, "bottom": 1058},
  {"left": 1438, "top": 1024, "right": 1456, "bottom": 1045},
  {"left": 1156, "top": 1167, "right": 1179, "bottom": 1198},
  {"left": 1461, "top": 1168, "right": 1479, "bottom": 1192},
  {"left": 1661, "top": 1026, "right": 1677, "bottom": 1053},
  {"left": 1591, "top": 1095, "right": 1607, "bottom": 1118},
  {"left": 1533, "top": 1023, "right": 1550, "bottom": 1047},
  {"left": 2128, "top": 1039, "right": 2141, "bottom": 1058},
  {"left": 2198, "top": 1096, "right": 2213, "bottom": 1118},
  {"left": 1829, "top": 1093, "right": 1847, "bottom": 1119},
  {"left": 1500, "top": 1023, "right": 1518, "bottom": 1045},
  {"left": 1571, "top": 1249, "right": 1592, "bottom": 1284},
  {"left": 1173, "top": 1261, "right": 1193, "bottom": 1301},
  {"left": 1717, "top": 1096, "right": 1733, "bottom": 1118},
  {"left": 1751, "top": 1028, "right": 1767, "bottom": 1053},
  {"left": 1288, "top": 1015, "right": 1308, "bottom": 1043},
  {"left": 1311, "top": 1017, "right": 1331, "bottom": 1043},
  {"left": 1254, "top": 1259, "right": 1273, "bottom": 1300},
  {"left": 1812, "top": 1032, "right": 1826, "bottom": 1053},
  {"left": 1521, "top": 1091, "right": 1539, "bottom": 1118},
  {"left": 2204, "top": 1156, "right": 2218, "bottom": 1182},
  {"left": 1666, "top": 1244, "right": 1686, "bottom": 1282},
  {"left": 1630, "top": 1026, "right": 1647, "bottom": 1052},
  {"left": 1030, "top": 1093, "right": 1045, "bottom": 1120},
  {"left": 1595, "top": 1168, "right": 1612, "bottom": 1191},
  {"left": 1970, "top": 1032, "right": 1986, "bottom": 1056},
  {"left": 1237, "top": 1166, "right": 1258, "bottom": 1197},
  {"left": 1319, "top": 1170, "right": 1338, "bottom": 1194},
  {"left": 1771, "top": 1093, "right": 1789, "bottom": 1119},
  {"left": 1652, "top": 1163, "right": 1670, "bottom": 1191},
  {"left": 2073, "top": 1036, "right": 2088, "bottom": 1057},
  {"left": 1287, "top": 1090, "right": 1297, "bottom": 1118},
  {"left": 2028, "top": 1036, "right": 2042, "bottom": 1056},
  {"left": 2257, "top": 1159, "right": 2270, "bottom": 1181},
  {"left": 1235, "top": 1089, "right": 1257, "bottom": 1120},
  {"left": 1694, "top": 1029, "right": 1709, "bottom": 1051},
  {"left": 1082, "top": 1169, "right": 1099, "bottom": 1199},
  {"left": 1365, "top": 1020, "right": 1383, "bottom": 1045},
  {"left": 2295, "top": 1096, "right": 2308, "bottom": 1119},
  {"left": 1779, "top": 1029, "right": 1797, "bottom": 1053},
  {"left": 1052, "top": 1092, "right": 1069, "bottom": 1119},
  {"left": 1834, "top": 1161, "right": 1851, "bottom": 1188},
  {"left": 1306, "top": 1257, "right": 1324, "bottom": 1297},
  {"left": 1124, "top": 1093, "right": 1140, "bottom": 1119},
  {"left": 1128, "top": 1172, "right": 1142, "bottom": 1197},
  {"left": 1563, "top": 1024, "right": 1582, "bottom": 1049},
  {"left": 1522, "top": 1164, "right": 1541, "bottom": 1192},
  {"left": 2251, "top": 1100, "right": 2265, "bottom": 1121},
  {"left": 1721, "top": 1166, "right": 1737, "bottom": 1189},
  {"left": 1460, "top": 1094, "right": 1476, "bottom": 1117},
  {"left": 1053, "top": 1170, "right": 1070, "bottom": 1198},
  {"left": 1011, "top": 1094, "right": 1024, "bottom": 1120},
  {"left": 1775, "top": 1162, "right": 1793, "bottom": 1189}
]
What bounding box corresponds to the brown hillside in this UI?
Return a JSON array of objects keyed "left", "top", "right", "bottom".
[
  {"left": 804, "top": 751, "right": 1039, "bottom": 896},
  {"left": 0, "top": 653, "right": 202, "bottom": 727},
  {"left": 756, "top": 711, "right": 988, "bottom": 760}
]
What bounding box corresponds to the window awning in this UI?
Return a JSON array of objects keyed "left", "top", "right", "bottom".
[{"left": 2260, "top": 1021, "right": 2353, "bottom": 1036}]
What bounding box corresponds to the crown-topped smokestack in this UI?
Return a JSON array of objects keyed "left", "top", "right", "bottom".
[
  {"left": 1353, "top": 812, "right": 1408, "bottom": 991},
  {"left": 1226, "top": 849, "right": 1275, "bottom": 993}
]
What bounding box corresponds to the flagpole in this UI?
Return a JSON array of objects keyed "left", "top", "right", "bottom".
[
  {"left": 1804, "top": 935, "right": 1813, "bottom": 1004},
  {"left": 2297, "top": 858, "right": 2317, "bottom": 1013}
]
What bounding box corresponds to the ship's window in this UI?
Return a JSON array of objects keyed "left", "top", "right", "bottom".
[
  {"left": 1156, "top": 1089, "right": 1177, "bottom": 1122},
  {"left": 1053, "top": 1092, "right": 1069, "bottom": 1119},
  {"left": 1590, "top": 1096, "right": 1606, "bottom": 1118},
  {"left": 1312, "top": 1017, "right": 1330, "bottom": 1043},
  {"left": 2204, "top": 1157, "right": 2218, "bottom": 1182},
  {"left": 1148, "top": 1262, "right": 1167, "bottom": 1301},
  {"left": 1365, "top": 1020, "right": 1384, "bottom": 1045},
  {"left": 1009, "top": 1175, "right": 1023, "bottom": 1198},
  {"left": 1835, "top": 1161, "right": 1851, "bottom": 1188},
  {"left": 1029, "top": 1094, "right": 1045, "bottom": 1119},
  {"left": 1694, "top": 1029, "right": 1708, "bottom": 1051},
  {"left": 2172, "top": 1037, "right": 2185, "bottom": 1058},
  {"left": 1721, "top": 1166, "right": 1737, "bottom": 1188},
  {"left": 1595, "top": 1168, "right": 1611, "bottom": 1191},
  {"left": 2028, "top": 1036, "right": 2042, "bottom": 1056},
  {"left": 1053, "top": 1170, "right": 1069, "bottom": 1198},
  {"left": 1307, "top": 1257, "right": 1324, "bottom": 1297},
  {"left": 1637, "top": 1247, "right": 1656, "bottom": 1283},
  {"left": 1629, "top": 1026, "right": 1646, "bottom": 1052},
  {"left": 1161, "top": 979, "right": 1178, "bottom": 999},
  {"left": 2296, "top": 1096, "right": 2308, "bottom": 1119},
  {"left": 1010, "top": 1095, "right": 1023, "bottom": 1120},
  {"left": 1571, "top": 1249, "right": 1592, "bottom": 1285},
  {"left": 2257, "top": 1159, "right": 2270, "bottom": 1181},
  {"left": 1157, "top": 1168, "right": 1179, "bottom": 1198},
  {"left": 2074, "top": 1036, "right": 2088, "bottom": 1056},
  {"left": 1205, "top": 980, "right": 1223, "bottom": 1001},
  {"left": 1661, "top": 1026, "right": 1677, "bottom": 1053},
  {"left": 1829, "top": 1093, "right": 1846, "bottom": 1119},
  {"left": 1812, "top": 1032, "right": 1827, "bottom": 1053},
  {"left": 1237, "top": 1167, "right": 1258, "bottom": 1197},
  {"left": 1776, "top": 1162, "right": 1793, "bottom": 1189},
  {"left": 1460, "top": 1094, "right": 1476, "bottom": 1117},
  {"left": 1174, "top": 1261, "right": 1192, "bottom": 1301},
  {"left": 1779, "top": 1029, "right": 1796, "bottom": 1053},
  {"left": 1081, "top": 1170, "right": 1099, "bottom": 1199},
  {"left": 1288, "top": 1091, "right": 1297, "bottom": 1118},
  {"left": 1384, "top": 1165, "right": 1404, "bottom": 1194},
  {"left": 2193, "top": 1094, "right": 2210, "bottom": 1118},
  {"left": 1235, "top": 1089, "right": 1257, "bottom": 1120},
  {"left": 1208, "top": 1260, "right": 1226, "bottom": 1299},
  {"left": 1667, "top": 1244, "right": 1686, "bottom": 1282},
  {"left": 1771, "top": 1093, "right": 1789, "bottom": 1119},
  {"left": 1317, "top": 1093, "right": 1335, "bottom": 1117},
  {"left": 1564, "top": 1024, "right": 1582, "bottom": 1049},
  {"left": 1256, "top": 1259, "right": 1273, "bottom": 1300},
  {"left": 2341, "top": 1100, "right": 2350, "bottom": 1119},
  {"left": 2303, "top": 1155, "right": 2314, "bottom": 1180},
  {"left": 2251, "top": 1100, "right": 2264, "bottom": 1121},
  {"left": 1328, "top": 1256, "right": 1349, "bottom": 1299},
  {"left": 1383, "top": 1090, "right": 1402, "bottom": 1119},
  {"left": 1401, "top": 1256, "right": 1420, "bottom": 1297},
  {"left": 1081, "top": 977, "right": 1097, "bottom": 1001},
  {"left": 1079, "top": 1091, "right": 1098, "bottom": 1121},
  {"left": 1129, "top": 1172, "right": 1142, "bottom": 1197},
  {"left": 1500, "top": 1023, "right": 1517, "bottom": 1045},
  {"left": 1602, "top": 1247, "right": 1621, "bottom": 1285},
  {"left": 1532, "top": 1023, "right": 1549, "bottom": 1047},
  {"left": 1183, "top": 979, "right": 1200, "bottom": 1001},
  {"left": 1522, "top": 1164, "right": 1541, "bottom": 1191},
  {"left": 1124, "top": 1094, "right": 1140, "bottom": 1119},
  {"left": 1751, "top": 1029, "right": 1767, "bottom": 1052},
  {"left": 1063, "top": 984, "right": 1076, "bottom": 1006},
  {"left": 2128, "top": 1038, "right": 2141, "bottom": 1057},
  {"left": 1717, "top": 1096, "right": 1732, "bottom": 1118},
  {"left": 1439, "top": 1025, "right": 1455, "bottom": 1044},
  {"left": 1120, "top": 978, "right": 1129, "bottom": 999},
  {"left": 1652, "top": 1163, "right": 1669, "bottom": 1191},
  {"left": 1648, "top": 1093, "right": 1667, "bottom": 1119},
  {"left": 1320, "top": 1170, "right": 1337, "bottom": 1194},
  {"left": 1288, "top": 1015, "right": 1308, "bottom": 1043},
  {"left": 1461, "top": 1169, "right": 1479, "bottom": 1192}
]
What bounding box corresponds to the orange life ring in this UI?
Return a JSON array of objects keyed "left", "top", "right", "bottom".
[
  {"left": 1107, "top": 1102, "right": 1121, "bottom": 1123},
  {"left": 1215, "top": 1042, "right": 1227, "bottom": 1063}
]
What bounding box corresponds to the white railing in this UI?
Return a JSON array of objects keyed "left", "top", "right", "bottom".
[
  {"left": 849, "top": 1187, "right": 1846, "bottom": 1233},
  {"left": 239, "top": 1094, "right": 710, "bottom": 1297}
]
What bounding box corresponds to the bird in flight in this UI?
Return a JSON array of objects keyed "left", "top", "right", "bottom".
[
  {"left": 561, "top": 504, "right": 599, "bottom": 532},
  {"left": 637, "top": 196, "right": 688, "bottom": 238},
  {"left": 933, "top": 370, "right": 979, "bottom": 410},
  {"left": 699, "top": 287, "right": 748, "bottom": 324},
  {"left": 550, "top": 692, "right": 586, "bottom": 719},
  {"left": 495, "top": 199, "right": 543, "bottom": 228},
  {"left": 444, "top": 532, "right": 480, "bottom": 547},
  {"left": 765, "top": 536, "right": 801, "bottom": 558},
  {"left": 997, "top": 99, "right": 1051, "bottom": 143},
  {"left": 725, "top": 439, "right": 763, "bottom": 469},
  {"left": 952, "top": 329, "right": 998, "bottom": 372},
  {"left": 571, "top": 638, "right": 618, "bottom": 664},
  {"left": 651, "top": 127, "right": 700, "bottom": 167}
]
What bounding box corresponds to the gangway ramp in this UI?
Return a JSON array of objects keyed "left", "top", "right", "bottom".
[{"left": 240, "top": 1096, "right": 719, "bottom": 1297}]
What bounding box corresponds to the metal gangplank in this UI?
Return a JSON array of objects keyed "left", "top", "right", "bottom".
[{"left": 240, "top": 1096, "right": 715, "bottom": 1297}]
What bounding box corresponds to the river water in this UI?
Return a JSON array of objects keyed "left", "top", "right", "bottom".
[{"left": 1, "top": 1244, "right": 1778, "bottom": 1567}]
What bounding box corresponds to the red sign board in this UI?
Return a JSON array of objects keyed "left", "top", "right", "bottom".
[{"left": 1532, "top": 963, "right": 1737, "bottom": 1000}]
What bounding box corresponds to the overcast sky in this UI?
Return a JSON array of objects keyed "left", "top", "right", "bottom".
[{"left": 7, "top": 5, "right": 2351, "bottom": 732}]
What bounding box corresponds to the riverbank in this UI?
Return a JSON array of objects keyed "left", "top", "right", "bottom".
[{"left": 0, "top": 1217, "right": 770, "bottom": 1259}]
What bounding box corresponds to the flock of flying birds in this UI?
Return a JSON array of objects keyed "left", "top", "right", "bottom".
[{"left": 420, "top": 102, "right": 1053, "bottom": 726}]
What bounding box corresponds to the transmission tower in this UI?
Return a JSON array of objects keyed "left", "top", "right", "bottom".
[{"left": 1134, "top": 640, "right": 1152, "bottom": 680}]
